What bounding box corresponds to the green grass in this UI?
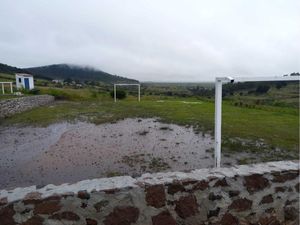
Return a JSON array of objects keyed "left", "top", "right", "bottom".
[
  {"left": 0, "top": 73, "right": 15, "bottom": 81},
  {"left": 1, "top": 97, "right": 298, "bottom": 154},
  {"left": 0, "top": 79, "right": 298, "bottom": 159},
  {"left": 0, "top": 95, "right": 18, "bottom": 100},
  {"left": 38, "top": 86, "right": 111, "bottom": 101}
]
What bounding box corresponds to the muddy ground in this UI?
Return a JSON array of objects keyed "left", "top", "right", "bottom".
[{"left": 0, "top": 118, "right": 254, "bottom": 189}]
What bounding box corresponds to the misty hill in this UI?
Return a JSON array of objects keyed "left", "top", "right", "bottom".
[
  {"left": 0, "top": 63, "right": 27, "bottom": 74},
  {"left": 25, "top": 64, "right": 139, "bottom": 84}
]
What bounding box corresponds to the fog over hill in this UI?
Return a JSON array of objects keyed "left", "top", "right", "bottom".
[
  {"left": 0, "top": 63, "right": 139, "bottom": 83},
  {"left": 25, "top": 64, "right": 139, "bottom": 84}
]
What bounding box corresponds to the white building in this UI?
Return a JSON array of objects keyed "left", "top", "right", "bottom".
[
  {"left": 52, "top": 79, "right": 63, "bottom": 84},
  {"left": 16, "top": 73, "right": 34, "bottom": 90}
]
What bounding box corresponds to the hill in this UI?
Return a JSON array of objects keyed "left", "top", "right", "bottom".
[
  {"left": 0, "top": 63, "right": 27, "bottom": 74},
  {"left": 0, "top": 63, "right": 139, "bottom": 84},
  {"left": 25, "top": 64, "right": 139, "bottom": 84}
]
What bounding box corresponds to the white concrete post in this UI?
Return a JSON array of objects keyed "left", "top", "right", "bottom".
[
  {"left": 214, "top": 79, "right": 222, "bottom": 168},
  {"left": 114, "top": 84, "right": 116, "bottom": 102},
  {"left": 10, "top": 83, "right": 13, "bottom": 93},
  {"left": 2, "top": 83, "right": 4, "bottom": 94},
  {"left": 138, "top": 84, "right": 141, "bottom": 102}
]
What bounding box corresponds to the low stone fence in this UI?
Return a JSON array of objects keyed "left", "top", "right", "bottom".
[
  {"left": 0, "top": 161, "right": 299, "bottom": 225},
  {"left": 0, "top": 95, "right": 54, "bottom": 118}
]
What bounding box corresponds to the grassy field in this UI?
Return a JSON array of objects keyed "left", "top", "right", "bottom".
[
  {"left": 1, "top": 95, "right": 298, "bottom": 159},
  {"left": 0, "top": 73, "right": 299, "bottom": 162}
]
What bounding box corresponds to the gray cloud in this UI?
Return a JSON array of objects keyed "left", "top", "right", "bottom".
[{"left": 0, "top": 0, "right": 299, "bottom": 81}]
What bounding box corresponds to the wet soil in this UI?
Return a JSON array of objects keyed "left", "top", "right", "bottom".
[{"left": 0, "top": 118, "right": 246, "bottom": 189}]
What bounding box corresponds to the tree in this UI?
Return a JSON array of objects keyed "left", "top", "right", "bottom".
[
  {"left": 64, "top": 78, "right": 73, "bottom": 83},
  {"left": 110, "top": 90, "right": 127, "bottom": 99},
  {"left": 255, "top": 85, "right": 270, "bottom": 94},
  {"left": 275, "top": 81, "right": 287, "bottom": 89}
]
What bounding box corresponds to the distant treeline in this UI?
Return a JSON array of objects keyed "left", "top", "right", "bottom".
[
  {"left": 222, "top": 80, "right": 298, "bottom": 97},
  {"left": 187, "top": 80, "right": 299, "bottom": 98}
]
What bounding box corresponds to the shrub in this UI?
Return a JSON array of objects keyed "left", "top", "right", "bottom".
[
  {"left": 28, "top": 88, "right": 40, "bottom": 95},
  {"left": 89, "top": 89, "right": 98, "bottom": 98},
  {"left": 47, "top": 89, "right": 71, "bottom": 100},
  {"left": 55, "top": 83, "right": 63, "bottom": 88},
  {"left": 275, "top": 81, "right": 287, "bottom": 89},
  {"left": 20, "top": 88, "right": 40, "bottom": 95},
  {"left": 110, "top": 90, "right": 127, "bottom": 100},
  {"left": 255, "top": 85, "right": 270, "bottom": 94}
]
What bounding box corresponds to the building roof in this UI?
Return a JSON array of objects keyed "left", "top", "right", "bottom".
[{"left": 16, "top": 73, "right": 33, "bottom": 77}]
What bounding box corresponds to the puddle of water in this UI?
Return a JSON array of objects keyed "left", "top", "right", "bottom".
[{"left": 0, "top": 118, "right": 248, "bottom": 189}]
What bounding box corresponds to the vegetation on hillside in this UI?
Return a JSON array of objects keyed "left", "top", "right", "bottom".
[
  {"left": 0, "top": 62, "right": 138, "bottom": 84},
  {"left": 25, "top": 64, "right": 138, "bottom": 84},
  {"left": 222, "top": 80, "right": 299, "bottom": 108},
  {"left": 0, "top": 63, "right": 26, "bottom": 74}
]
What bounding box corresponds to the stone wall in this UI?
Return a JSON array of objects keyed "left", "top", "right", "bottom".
[
  {"left": 0, "top": 95, "right": 55, "bottom": 118},
  {"left": 0, "top": 161, "right": 299, "bottom": 225}
]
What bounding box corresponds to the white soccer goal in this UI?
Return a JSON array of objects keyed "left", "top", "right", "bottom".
[
  {"left": 113, "top": 83, "right": 141, "bottom": 102},
  {"left": 0, "top": 82, "right": 13, "bottom": 94},
  {"left": 214, "top": 75, "right": 299, "bottom": 168}
]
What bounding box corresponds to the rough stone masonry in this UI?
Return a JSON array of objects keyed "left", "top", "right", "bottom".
[
  {"left": 0, "top": 161, "right": 299, "bottom": 225},
  {"left": 0, "top": 95, "right": 54, "bottom": 118}
]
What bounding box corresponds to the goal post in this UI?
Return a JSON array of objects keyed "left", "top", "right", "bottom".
[
  {"left": 0, "top": 82, "right": 13, "bottom": 94},
  {"left": 214, "top": 75, "right": 299, "bottom": 168},
  {"left": 113, "top": 83, "right": 141, "bottom": 102}
]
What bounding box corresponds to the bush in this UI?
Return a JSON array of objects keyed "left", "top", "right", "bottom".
[
  {"left": 21, "top": 88, "right": 40, "bottom": 95},
  {"left": 275, "top": 81, "right": 287, "bottom": 89},
  {"left": 255, "top": 85, "right": 270, "bottom": 94},
  {"left": 55, "top": 83, "right": 63, "bottom": 88},
  {"left": 110, "top": 90, "right": 127, "bottom": 99},
  {"left": 89, "top": 89, "right": 98, "bottom": 98},
  {"left": 28, "top": 88, "right": 40, "bottom": 95},
  {"left": 47, "top": 89, "right": 71, "bottom": 100}
]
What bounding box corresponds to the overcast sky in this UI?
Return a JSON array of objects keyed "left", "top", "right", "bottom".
[{"left": 0, "top": 0, "right": 299, "bottom": 81}]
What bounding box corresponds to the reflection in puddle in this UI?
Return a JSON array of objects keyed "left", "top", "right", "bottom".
[{"left": 1, "top": 118, "right": 240, "bottom": 189}]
